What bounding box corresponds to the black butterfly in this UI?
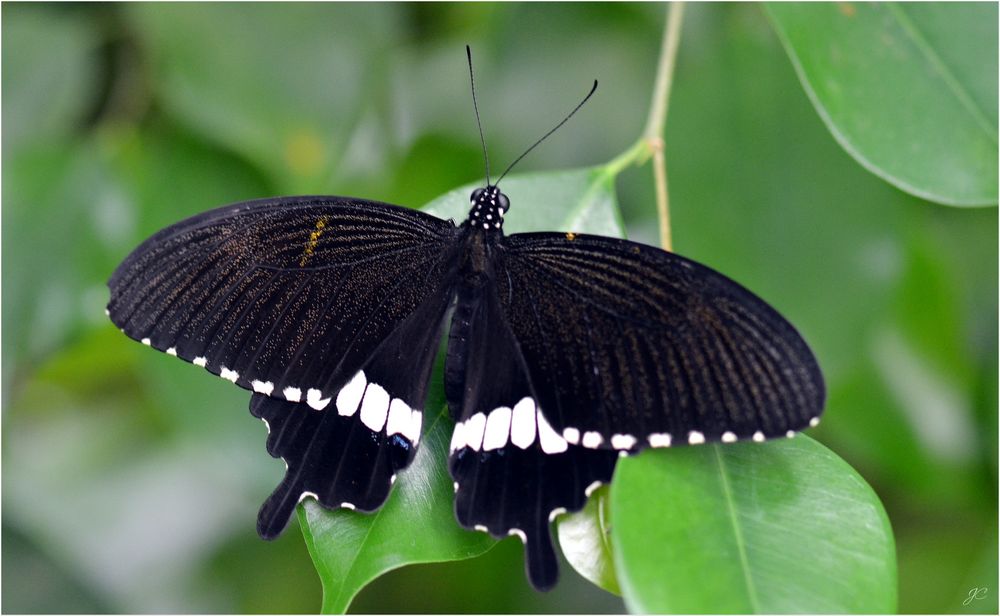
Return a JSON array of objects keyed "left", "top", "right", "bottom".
[{"left": 106, "top": 48, "right": 824, "bottom": 591}]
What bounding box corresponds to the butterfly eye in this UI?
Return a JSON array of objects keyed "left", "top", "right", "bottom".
[
  {"left": 470, "top": 188, "right": 486, "bottom": 202},
  {"left": 498, "top": 193, "right": 510, "bottom": 212}
]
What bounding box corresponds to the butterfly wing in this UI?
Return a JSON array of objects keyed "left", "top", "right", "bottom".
[
  {"left": 108, "top": 196, "right": 459, "bottom": 535},
  {"left": 447, "top": 230, "right": 824, "bottom": 590},
  {"left": 445, "top": 273, "right": 619, "bottom": 591},
  {"left": 497, "top": 231, "right": 825, "bottom": 450}
]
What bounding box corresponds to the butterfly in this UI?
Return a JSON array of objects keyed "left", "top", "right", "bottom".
[{"left": 106, "top": 47, "right": 824, "bottom": 591}]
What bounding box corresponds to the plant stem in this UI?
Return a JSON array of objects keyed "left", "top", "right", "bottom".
[{"left": 643, "top": 2, "right": 685, "bottom": 251}]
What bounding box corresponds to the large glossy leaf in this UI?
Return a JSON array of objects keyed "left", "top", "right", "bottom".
[
  {"left": 300, "top": 165, "right": 626, "bottom": 612},
  {"left": 556, "top": 486, "right": 621, "bottom": 596},
  {"left": 299, "top": 380, "right": 495, "bottom": 615},
  {"left": 611, "top": 436, "right": 897, "bottom": 613},
  {"left": 767, "top": 3, "right": 998, "bottom": 206}
]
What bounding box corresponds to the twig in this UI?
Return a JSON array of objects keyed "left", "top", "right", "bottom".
[{"left": 643, "top": 2, "right": 685, "bottom": 251}]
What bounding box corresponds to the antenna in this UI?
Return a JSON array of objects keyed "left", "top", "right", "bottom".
[
  {"left": 496, "top": 79, "right": 598, "bottom": 185},
  {"left": 466, "top": 45, "right": 491, "bottom": 186}
]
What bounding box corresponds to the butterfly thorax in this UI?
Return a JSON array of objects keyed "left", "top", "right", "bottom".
[{"left": 465, "top": 185, "right": 509, "bottom": 233}]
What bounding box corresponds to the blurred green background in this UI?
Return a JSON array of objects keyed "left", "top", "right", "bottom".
[{"left": 2, "top": 3, "right": 996, "bottom": 613}]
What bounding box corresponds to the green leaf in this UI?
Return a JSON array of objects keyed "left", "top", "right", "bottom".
[
  {"left": 610, "top": 436, "right": 897, "bottom": 613},
  {"left": 767, "top": 2, "right": 998, "bottom": 206},
  {"left": 300, "top": 165, "right": 627, "bottom": 612},
  {"left": 299, "top": 391, "right": 495, "bottom": 615},
  {"left": 556, "top": 485, "right": 621, "bottom": 596},
  {"left": 422, "top": 166, "right": 626, "bottom": 236}
]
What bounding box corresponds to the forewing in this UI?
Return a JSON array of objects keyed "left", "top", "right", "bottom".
[
  {"left": 108, "top": 196, "right": 458, "bottom": 536},
  {"left": 497, "top": 232, "right": 825, "bottom": 452},
  {"left": 108, "top": 195, "right": 457, "bottom": 408}
]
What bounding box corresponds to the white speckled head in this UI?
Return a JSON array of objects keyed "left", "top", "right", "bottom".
[{"left": 467, "top": 185, "right": 510, "bottom": 232}]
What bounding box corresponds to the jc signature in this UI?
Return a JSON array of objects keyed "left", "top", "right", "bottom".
[{"left": 963, "top": 587, "right": 987, "bottom": 606}]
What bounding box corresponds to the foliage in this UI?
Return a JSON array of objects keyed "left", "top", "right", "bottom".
[{"left": 2, "top": 3, "right": 996, "bottom": 614}]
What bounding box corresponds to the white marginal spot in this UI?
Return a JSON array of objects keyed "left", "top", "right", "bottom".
[
  {"left": 260, "top": 418, "right": 271, "bottom": 434},
  {"left": 193, "top": 356, "right": 207, "bottom": 367},
  {"left": 582, "top": 431, "right": 603, "bottom": 449},
  {"left": 390, "top": 474, "right": 397, "bottom": 485},
  {"left": 563, "top": 427, "right": 581, "bottom": 444},
  {"left": 536, "top": 409, "right": 568, "bottom": 454},
  {"left": 482, "top": 406, "right": 512, "bottom": 451},
  {"left": 450, "top": 420, "right": 468, "bottom": 453},
  {"left": 688, "top": 431, "right": 706, "bottom": 445},
  {"left": 721, "top": 431, "right": 737, "bottom": 443},
  {"left": 649, "top": 432, "right": 672, "bottom": 447},
  {"left": 166, "top": 347, "right": 177, "bottom": 356},
  {"left": 298, "top": 491, "right": 318, "bottom": 504},
  {"left": 809, "top": 416, "right": 821, "bottom": 428},
  {"left": 752, "top": 431, "right": 766, "bottom": 443},
  {"left": 283, "top": 386, "right": 302, "bottom": 403},
  {"left": 585, "top": 480, "right": 603, "bottom": 497},
  {"left": 474, "top": 524, "right": 489, "bottom": 533},
  {"left": 386, "top": 398, "right": 412, "bottom": 437},
  {"left": 360, "top": 383, "right": 390, "bottom": 432},
  {"left": 141, "top": 337, "right": 151, "bottom": 346},
  {"left": 611, "top": 434, "right": 637, "bottom": 450},
  {"left": 104, "top": 307, "right": 110, "bottom": 317},
  {"left": 340, "top": 502, "right": 356, "bottom": 510},
  {"left": 453, "top": 482, "right": 459, "bottom": 493},
  {"left": 336, "top": 371, "right": 367, "bottom": 417},
  {"left": 786, "top": 430, "right": 796, "bottom": 439},
  {"left": 548, "top": 507, "right": 567, "bottom": 523},
  {"left": 220, "top": 367, "right": 239, "bottom": 383},
  {"left": 508, "top": 528, "right": 527, "bottom": 544},
  {"left": 306, "top": 387, "right": 331, "bottom": 410},
  {"left": 510, "top": 397, "right": 536, "bottom": 449},
  {"left": 464, "top": 412, "right": 487, "bottom": 451},
  {"left": 252, "top": 380, "right": 274, "bottom": 395},
  {"left": 408, "top": 410, "right": 423, "bottom": 445}
]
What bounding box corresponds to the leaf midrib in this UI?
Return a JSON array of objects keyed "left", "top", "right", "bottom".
[
  {"left": 324, "top": 407, "right": 450, "bottom": 612},
  {"left": 713, "top": 444, "right": 761, "bottom": 613},
  {"left": 887, "top": 3, "right": 998, "bottom": 143}
]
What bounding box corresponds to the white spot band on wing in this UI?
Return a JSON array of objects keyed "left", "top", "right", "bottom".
[
  {"left": 252, "top": 380, "right": 275, "bottom": 395},
  {"left": 510, "top": 397, "right": 536, "bottom": 449},
  {"left": 482, "top": 406, "right": 512, "bottom": 451},
  {"left": 306, "top": 387, "right": 331, "bottom": 411},
  {"left": 360, "top": 383, "right": 390, "bottom": 432},
  {"left": 582, "top": 431, "right": 603, "bottom": 449},
  {"left": 611, "top": 434, "right": 637, "bottom": 450},
  {"left": 463, "top": 413, "right": 487, "bottom": 451},
  {"left": 649, "top": 433, "right": 672, "bottom": 447},
  {"left": 336, "top": 371, "right": 366, "bottom": 417},
  {"left": 536, "top": 408, "right": 568, "bottom": 454},
  {"left": 386, "top": 398, "right": 412, "bottom": 438}
]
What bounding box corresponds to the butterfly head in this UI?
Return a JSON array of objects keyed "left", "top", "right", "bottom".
[{"left": 468, "top": 185, "right": 510, "bottom": 232}]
